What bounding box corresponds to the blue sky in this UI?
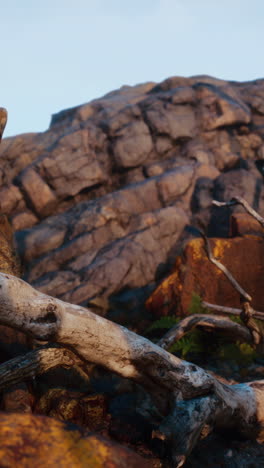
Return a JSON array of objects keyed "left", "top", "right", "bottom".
[{"left": 1, "top": 0, "right": 264, "bottom": 137}]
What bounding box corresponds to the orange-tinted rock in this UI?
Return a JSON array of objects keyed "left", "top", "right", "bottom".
[
  {"left": 0, "top": 412, "right": 151, "bottom": 468},
  {"left": 145, "top": 269, "right": 182, "bottom": 317},
  {"left": 35, "top": 389, "right": 108, "bottom": 431},
  {"left": 230, "top": 213, "right": 264, "bottom": 237},
  {"left": 146, "top": 236, "right": 264, "bottom": 317},
  {"left": 2, "top": 386, "right": 34, "bottom": 413}
]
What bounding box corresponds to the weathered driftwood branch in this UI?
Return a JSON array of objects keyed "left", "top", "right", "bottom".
[
  {"left": 202, "top": 301, "right": 264, "bottom": 321},
  {"left": 0, "top": 346, "right": 82, "bottom": 392},
  {"left": 198, "top": 225, "right": 261, "bottom": 344},
  {"left": 0, "top": 273, "right": 264, "bottom": 466},
  {"left": 198, "top": 228, "right": 252, "bottom": 302},
  {"left": 158, "top": 314, "right": 252, "bottom": 350}
]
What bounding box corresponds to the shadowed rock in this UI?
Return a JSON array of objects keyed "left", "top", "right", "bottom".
[{"left": 0, "top": 75, "right": 264, "bottom": 322}]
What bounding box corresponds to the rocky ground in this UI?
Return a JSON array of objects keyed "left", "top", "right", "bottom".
[
  {"left": 1, "top": 75, "right": 264, "bottom": 466},
  {"left": 0, "top": 74, "right": 264, "bottom": 319}
]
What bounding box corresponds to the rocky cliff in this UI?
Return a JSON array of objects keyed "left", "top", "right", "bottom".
[{"left": 1, "top": 75, "right": 264, "bottom": 322}]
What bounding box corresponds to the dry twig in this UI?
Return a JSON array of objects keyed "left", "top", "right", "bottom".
[
  {"left": 158, "top": 314, "right": 252, "bottom": 350},
  {"left": 0, "top": 273, "right": 263, "bottom": 466},
  {"left": 213, "top": 196, "right": 264, "bottom": 228}
]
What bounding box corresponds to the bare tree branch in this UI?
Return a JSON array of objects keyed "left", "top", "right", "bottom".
[
  {"left": 213, "top": 196, "right": 264, "bottom": 228},
  {"left": 0, "top": 346, "right": 83, "bottom": 392},
  {"left": 240, "top": 301, "right": 262, "bottom": 346},
  {"left": 158, "top": 314, "right": 252, "bottom": 350},
  {"left": 202, "top": 301, "right": 264, "bottom": 321},
  {"left": 198, "top": 228, "right": 252, "bottom": 302},
  {"left": 210, "top": 197, "right": 264, "bottom": 344},
  {"left": 0, "top": 272, "right": 263, "bottom": 466}
]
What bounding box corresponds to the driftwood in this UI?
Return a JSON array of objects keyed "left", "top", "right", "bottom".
[
  {"left": 0, "top": 272, "right": 263, "bottom": 466},
  {"left": 202, "top": 301, "right": 264, "bottom": 321},
  {"left": 1, "top": 107, "right": 263, "bottom": 465},
  {"left": 158, "top": 313, "right": 253, "bottom": 350},
  {"left": 0, "top": 346, "right": 83, "bottom": 392}
]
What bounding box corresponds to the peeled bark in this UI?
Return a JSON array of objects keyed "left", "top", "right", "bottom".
[{"left": 0, "top": 272, "right": 263, "bottom": 466}]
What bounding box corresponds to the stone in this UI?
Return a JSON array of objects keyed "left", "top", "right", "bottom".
[
  {"left": 185, "top": 141, "right": 214, "bottom": 166},
  {"left": 41, "top": 129, "right": 106, "bottom": 198},
  {"left": 241, "top": 81, "right": 264, "bottom": 115},
  {"left": 145, "top": 101, "right": 197, "bottom": 140},
  {"left": 230, "top": 213, "right": 264, "bottom": 237},
  {"left": 35, "top": 388, "right": 108, "bottom": 432},
  {"left": 0, "top": 74, "right": 263, "bottom": 317},
  {"left": 17, "top": 223, "right": 67, "bottom": 263},
  {"left": 0, "top": 413, "right": 151, "bottom": 468},
  {"left": 20, "top": 168, "right": 57, "bottom": 216},
  {"left": 113, "top": 120, "right": 153, "bottom": 168},
  {"left": 258, "top": 144, "right": 264, "bottom": 159},
  {"left": 155, "top": 135, "right": 174, "bottom": 155},
  {"left": 170, "top": 86, "right": 196, "bottom": 105},
  {"left": 195, "top": 83, "right": 251, "bottom": 130},
  {"left": 11, "top": 211, "right": 38, "bottom": 230},
  {"left": 157, "top": 165, "right": 194, "bottom": 204},
  {"left": 146, "top": 236, "right": 264, "bottom": 317},
  {"left": 2, "top": 386, "right": 33, "bottom": 413},
  {"left": 1, "top": 74, "right": 264, "bottom": 468},
  {"left": 0, "top": 184, "right": 23, "bottom": 214},
  {"left": 209, "top": 168, "right": 263, "bottom": 237},
  {"left": 34, "top": 270, "right": 80, "bottom": 297},
  {"left": 236, "top": 133, "right": 262, "bottom": 159},
  {"left": 44, "top": 206, "right": 189, "bottom": 306}
]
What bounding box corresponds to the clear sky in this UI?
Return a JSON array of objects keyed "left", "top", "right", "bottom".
[{"left": 1, "top": 0, "right": 264, "bottom": 137}]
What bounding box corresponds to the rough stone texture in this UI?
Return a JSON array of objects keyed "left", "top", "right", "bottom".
[
  {"left": 20, "top": 168, "right": 57, "bottom": 216},
  {"left": 0, "top": 412, "right": 151, "bottom": 468},
  {"left": 1, "top": 75, "right": 264, "bottom": 317},
  {"left": 146, "top": 235, "right": 264, "bottom": 317},
  {"left": 230, "top": 212, "right": 264, "bottom": 237}
]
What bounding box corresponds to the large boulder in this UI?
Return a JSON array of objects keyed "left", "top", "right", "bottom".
[
  {"left": 146, "top": 228, "right": 264, "bottom": 317},
  {"left": 0, "top": 75, "right": 264, "bottom": 319},
  {"left": 0, "top": 412, "right": 151, "bottom": 468}
]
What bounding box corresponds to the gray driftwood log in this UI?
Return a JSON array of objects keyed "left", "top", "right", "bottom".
[{"left": 0, "top": 272, "right": 263, "bottom": 467}]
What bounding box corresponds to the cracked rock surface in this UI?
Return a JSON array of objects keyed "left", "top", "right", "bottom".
[{"left": 1, "top": 75, "right": 264, "bottom": 323}]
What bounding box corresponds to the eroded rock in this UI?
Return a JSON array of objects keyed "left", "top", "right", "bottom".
[
  {"left": 146, "top": 236, "right": 264, "bottom": 317},
  {"left": 0, "top": 75, "right": 263, "bottom": 316},
  {"left": 0, "top": 412, "right": 151, "bottom": 468}
]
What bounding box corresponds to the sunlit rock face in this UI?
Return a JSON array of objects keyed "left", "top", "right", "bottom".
[
  {"left": 0, "top": 412, "right": 151, "bottom": 468},
  {"left": 1, "top": 75, "right": 264, "bottom": 323}
]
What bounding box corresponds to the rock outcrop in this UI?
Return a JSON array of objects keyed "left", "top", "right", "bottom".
[
  {"left": 0, "top": 412, "right": 151, "bottom": 467},
  {"left": 146, "top": 228, "right": 264, "bottom": 317},
  {"left": 1, "top": 75, "right": 264, "bottom": 321}
]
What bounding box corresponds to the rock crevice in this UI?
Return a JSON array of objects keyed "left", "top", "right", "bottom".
[{"left": 1, "top": 75, "right": 264, "bottom": 318}]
